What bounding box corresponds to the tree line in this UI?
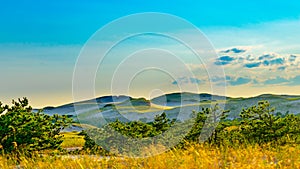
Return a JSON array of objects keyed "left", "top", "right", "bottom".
[{"left": 82, "top": 100, "right": 300, "bottom": 155}]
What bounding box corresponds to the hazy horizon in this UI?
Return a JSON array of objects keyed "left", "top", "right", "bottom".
[{"left": 21, "top": 91, "right": 300, "bottom": 109}]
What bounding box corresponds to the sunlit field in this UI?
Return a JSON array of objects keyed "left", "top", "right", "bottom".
[
  {"left": 1, "top": 143, "right": 300, "bottom": 169},
  {"left": 60, "top": 132, "right": 85, "bottom": 148}
]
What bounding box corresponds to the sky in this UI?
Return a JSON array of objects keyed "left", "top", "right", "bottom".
[{"left": 1, "top": 1, "right": 300, "bottom": 107}]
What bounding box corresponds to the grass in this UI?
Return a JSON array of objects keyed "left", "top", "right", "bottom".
[
  {"left": 60, "top": 131, "right": 85, "bottom": 148},
  {"left": 1, "top": 143, "right": 300, "bottom": 168},
  {"left": 286, "top": 97, "right": 300, "bottom": 101},
  {"left": 76, "top": 104, "right": 173, "bottom": 122},
  {"left": 72, "top": 123, "right": 97, "bottom": 129}
]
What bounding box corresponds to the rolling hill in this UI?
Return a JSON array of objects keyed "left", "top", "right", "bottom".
[{"left": 36, "top": 93, "right": 300, "bottom": 131}]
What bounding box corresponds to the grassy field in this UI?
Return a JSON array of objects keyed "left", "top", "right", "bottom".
[
  {"left": 60, "top": 131, "right": 85, "bottom": 148},
  {"left": 1, "top": 143, "right": 300, "bottom": 169}
]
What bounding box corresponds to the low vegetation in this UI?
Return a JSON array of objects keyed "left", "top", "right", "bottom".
[
  {"left": 0, "top": 98, "right": 71, "bottom": 157},
  {"left": 1, "top": 98, "right": 300, "bottom": 168},
  {"left": 60, "top": 132, "right": 85, "bottom": 148},
  {"left": 1, "top": 144, "right": 300, "bottom": 168}
]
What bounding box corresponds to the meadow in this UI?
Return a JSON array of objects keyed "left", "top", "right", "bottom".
[
  {"left": 1, "top": 98, "right": 300, "bottom": 169},
  {"left": 1, "top": 143, "right": 300, "bottom": 168}
]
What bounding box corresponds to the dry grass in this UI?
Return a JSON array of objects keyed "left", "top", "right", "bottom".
[
  {"left": 60, "top": 131, "right": 85, "bottom": 148},
  {"left": 1, "top": 143, "right": 300, "bottom": 169}
]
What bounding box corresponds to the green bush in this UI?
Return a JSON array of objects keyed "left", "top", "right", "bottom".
[
  {"left": 81, "top": 112, "right": 175, "bottom": 155},
  {"left": 239, "top": 100, "right": 300, "bottom": 144},
  {"left": 0, "top": 98, "right": 72, "bottom": 156},
  {"left": 184, "top": 104, "right": 230, "bottom": 145},
  {"left": 80, "top": 100, "right": 300, "bottom": 154}
]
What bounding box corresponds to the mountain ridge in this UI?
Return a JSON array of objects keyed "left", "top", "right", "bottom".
[
  {"left": 38, "top": 92, "right": 300, "bottom": 110},
  {"left": 34, "top": 92, "right": 300, "bottom": 131}
]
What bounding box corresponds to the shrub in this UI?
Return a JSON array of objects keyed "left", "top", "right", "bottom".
[
  {"left": 81, "top": 112, "right": 175, "bottom": 155},
  {"left": 0, "top": 98, "right": 72, "bottom": 156},
  {"left": 184, "top": 104, "right": 230, "bottom": 145},
  {"left": 240, "top": 100, "right": 300, "bottom": 144}
]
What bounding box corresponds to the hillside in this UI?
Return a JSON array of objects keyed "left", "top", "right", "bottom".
[{"left": 36, "top": 93, "right": 300, "bottom": 130}]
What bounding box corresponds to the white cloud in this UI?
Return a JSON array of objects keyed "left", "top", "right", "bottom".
[{"left": 203, "top": 18, "right": 300, "bottom": 55}]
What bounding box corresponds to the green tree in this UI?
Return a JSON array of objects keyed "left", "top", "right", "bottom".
[
  {"left": 151, "top": 112, "right": 175, "bottom": 133},
  {"left": 0, "top": 98, "right": 72, "bottom": 156},
  {"left": 239, "top": 100, "right": 297, "bottom": 144},
  {"left": 185, "top": 104, "right": 229, "bottom": 145},
  {"left": 81, "top": 112, "right": 175, "bottom": 155}
]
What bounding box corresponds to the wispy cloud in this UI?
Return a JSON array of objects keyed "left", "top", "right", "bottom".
[
  {"left": 244, "top": 62, "right": 261, "bottom": 68},
  {"left": 172, "top": 77, "right": 202, "bottom": 85},
  {"left": 288, "top": 75, "right": 300, "bottom": 86},
  {"left": 214, "top": 55, "right": 235, "bottom": 65},
  {"left": 263, "top": 76, "right": 289, "bottom": 85},
  {"left": 204, "top": 18, "right": 300, "bottom": 55},
  {"left": 221, "top": 47, "right": 246, "bottom": 54},
  {"left": 229, "top": 77, "right": 252, "bottom": 86}
]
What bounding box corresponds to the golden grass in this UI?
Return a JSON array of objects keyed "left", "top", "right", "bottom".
[
  {"left": 71, "top": 123, "right": 97, "bottom": 129},
  {"left": 111, "top": 105, "right": 172, "bottom": 113},
  {"left": 60, "top": 131, "right": 85, "bottom": 148},
  {"left": 1, "top": 143, "right": 300, "bottom": 169},
  {"left": 286, "top": 97, "right": 300, "bottom": 101}
]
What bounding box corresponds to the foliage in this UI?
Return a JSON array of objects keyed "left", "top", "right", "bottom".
[
  {"left": 81, "top": 112, "right": 175, "bottom": 155},
  {"left": 184, "top": 104, "right": 230, "bottom": 145},
  {"left": 150, "top": 112, "right": 176, "bottom": 133},
  {"left": 79, "top": 130, "right": 109, "bottom": 155},
  {"left": 0, "top": 98, "right": 72, "bottom": 156},
  {"left": 2, "top": 97, "right": 300, "bottom": 160},
  {"left": 81, "top": 100, "right": 300, "bottom": 154},
  {"left": 239, "top": 100, "right": 300, "bottom": 144},
  {"left": 183, "top": 101, "right": 300, "bottom": 146}
]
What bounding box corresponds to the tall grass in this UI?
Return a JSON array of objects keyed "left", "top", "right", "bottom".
[
  {"left": 60, "top": 132, "right": 85, "bottom": 148},
  {"left": 1, "top": 143, "right": 300, "bottom": 169}
]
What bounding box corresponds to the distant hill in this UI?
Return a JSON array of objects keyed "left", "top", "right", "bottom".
[
  {"left": 151, "top": 92, "right": 227, "bottom": 106},
  {"left": 35, "top": 93, "right": 300, "bottom": 131}
]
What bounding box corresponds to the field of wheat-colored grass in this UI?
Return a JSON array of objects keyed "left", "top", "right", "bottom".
[
  {"left": 1, "top": 143, "right": 300, "bottom": 169},
  {"left": 60, "top": 131, "right": 85, "bottom": 148}
]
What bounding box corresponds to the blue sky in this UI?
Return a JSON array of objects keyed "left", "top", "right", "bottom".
[
  {"left": 1, "top": 1, "right": 300, "bottom": 44},
  {"left": 1, "top": 1, "right": 300, "bottom": 107}
]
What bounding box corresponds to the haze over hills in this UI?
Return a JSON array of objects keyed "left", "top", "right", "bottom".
[{"left": 36, "top": 92, "right": 300, "bottom": 130}]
